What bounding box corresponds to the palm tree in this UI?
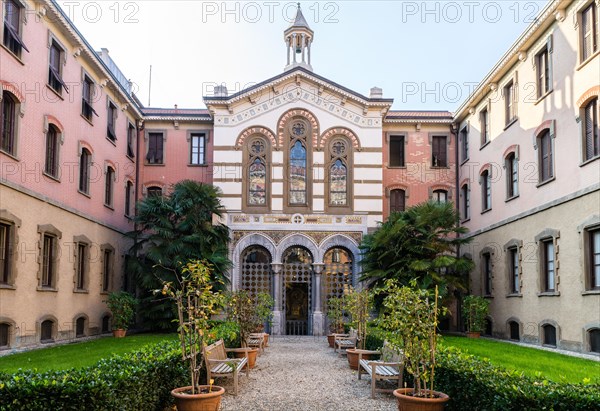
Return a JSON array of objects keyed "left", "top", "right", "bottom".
[
  {"left": 360, "top": 201, "right": 473, "bottom": 298},
  {"left": 127, "top": 180, "right": 231, "bottom": 330}
]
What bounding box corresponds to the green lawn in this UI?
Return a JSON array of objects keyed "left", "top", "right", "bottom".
[
  {"left": 440, "top": 335, "right": 600, "bottom": 383},
  {"left": 0, "top": 333, "right": 176, "bottom": 373}
]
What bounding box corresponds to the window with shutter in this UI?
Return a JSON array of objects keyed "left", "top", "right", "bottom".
[
  {"left": 48, "top": 41, "right": 68, "bottom": 94},
  {"left": 81, "top": 77, "right": 97, "bottom": 121},
  {"left": 536, "top": 48, "right": 550, "bottom": 97},
  {"left": 480, "top": 109, "right": 489, "bottom": 145},
  {"left": 539, "top": 131, "right": 553, "bottom": 182},
  {"left": 460, "top": 128, "right": 469, "bottom": 162},
  {"left": 432, "top": 136, "right": 447, "bottom": 167},
  {"left": 147, "top": 133, "right": 164, "bottom": 164},
  {"left": 584, "top": 98, "right": 599, "bottom": 161},
  {"left": 105, "top": 167, "right": 114, "bottom": 206},
  {"left": 45, "top": 125, "right": 59, "bottom": 177},
  {"left": 389, "top": 135, "right": 404, "bottom": 167},
  {"left": 581, "top": 3, "right": 598, "bottom": 61},
  {"left": 590, "top": 229, "right": 600, "bottom": 290},
  {"left": 79, "top": 149, "right": 91, "bottom": 194},
  {"left": 0, "top": 223, "right": 10, "bottom": 285},
  {"left": 107, "top": 103, "right": 117, "bottom": 140},
  {"left": 41, "top": 234, "right": 56, "bottom": 288},
  {"left": 461, "top": 184, "right": 470, "bottom": 220},
  {"left": 1, "top": 91, "right": 17, "bottom": 155},
  {"left": 127, "top": 124, "right": 136, "bottom": 158},
  {"left": 506, "top": 153, "right": 518, "bottom": 198},
  {"left": 390, "top": 189, "right": 405, "bottom": 213},
  {"left": 3, "top": 0, "right": 29, "bottom": 56},
  {"left": 483, "top": 253, "right": 492, "bottom": 295},
  {"left": 190, "top": 134, "right": 206, "bottom": 165}
]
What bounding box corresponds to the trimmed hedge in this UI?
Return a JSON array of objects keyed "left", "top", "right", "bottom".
[
  {"left": 0, "top": 341, "right": 187, "bottom": 411},
  {"left": 435, "top": 346, "right": 600, "bottom": 411}
]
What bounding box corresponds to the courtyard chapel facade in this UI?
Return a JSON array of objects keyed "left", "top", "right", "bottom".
[{"left": 0, "top": 0, "right": 598, "bottom": 352}]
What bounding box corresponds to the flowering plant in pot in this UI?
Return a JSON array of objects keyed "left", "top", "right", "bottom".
[
  {"left": 378, "top": 279, "right": 449, "bottom": 410},
  {"left": 345, "top": 288, "right": 375, "bottom": 369},
  {"left": 326, "top": 296, "right": 346, "bottom": 347},
  {"left": 462, "top": 295, "right": 490, "bottom": 338},
  {"left": 157, "top": 260, "right": 225, "bottom": 411},
  {"left": 104, "top": 291, "right": 138, "bottom": 337}
]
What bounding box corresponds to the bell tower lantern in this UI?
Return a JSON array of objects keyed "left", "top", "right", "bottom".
[{"left": 284, "top": 4, "right": 313, "bottom": 72}]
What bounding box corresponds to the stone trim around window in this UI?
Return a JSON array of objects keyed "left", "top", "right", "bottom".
[
  {"left": 72, "top": 234, "right": 92, "bottom": 292},
  {"left": 539, "top": 319, "right": 561, "bottom": 348},
  {"left": 503, "top": 239, "right": 523, "bottom": 296},
  {"left": 534, "top": 228, "right": 560, "bottom": 295},
  {"left": 36, "top": 224, "right": 61, "bottom": 291},
  {"left": 0, "top": 209, "right": 21, "bottom": 288},
  {"left": 100, "top": 243, "right": 115, "bottom": 294},
  {"left": 578, "top": 215, "right": 600, "bottom": 291}
]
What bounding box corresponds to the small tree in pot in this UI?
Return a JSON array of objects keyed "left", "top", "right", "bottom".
[
  {"left": 105, "top": 291, "right": 138, "bottom": 337},
  {"left": 157, "top": 260, "right": 225, "bottom": 411},
  {"left": 255, "top": 292, "right": 274, "bottom": 346},
  {"left": 378, "top": 279, "right": 450, "bottom": 410},
  {"left": 224, "top": 290, "right": 261, "bottom": 368},
  {"left": 345, "top": 288, "right": 374, "bottom": 369},
  {"left": 462, "top": 295, "right": 490, "bottom": 338},
  {"left": 326, "top": 296, "right": 346, "bottom": 347}
]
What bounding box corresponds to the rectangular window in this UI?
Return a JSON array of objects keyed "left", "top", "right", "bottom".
[
  {"left": 3, "top": 0, "right": 28, "bottom": 57},
  {"left": 125, "top": 181, "right": 133, "bottom": 217},
  {"left": 461, "top": 184, "right": 470, "bottom": 220},
  {"left": 584, "top": 98, "right": 599, "bottom": 161},
  {"left": 481, "top": 171, "right": 491, "bottom": 211},
  {"left": 81, "top": 76, "right": 97, "bottom": 121},
  {"left": 104, "top": 168, "right": 114, "bottom": 207},
  {"left": 1, "top": 91, "right": 16, "bottom": 155},
  {"left": 146, "top": 133, "right": 164, "bottom": 164},
  {"left": 41, "top": 234, "right": 55, "bottom": 288},
  {"left": 460, "top": 128, "right": 469, "bottom": 162},
  {"left": 480, "top": 109, "right": 489, "bottom": 145},
  {"left": 127, "top": 124, "right": 136, "bottom": 158},
  {"left": 483, "top": 253, "right": 492, "bottom": 295},
  {"left": 107, "top": 102, "right": 117, "bottom": 140},
  {"left": 581, "top": 2, "right": 598, "bottom": 62},
  {"left": 509, "top": 247, "right": 519, "bottom": 294},
  {"left": 431, "top": 135, "right": 447, "bottom": 167},
  {"left": 102, "top": 249, "right": 112, "bottom": 292},
  {"left": 79, "top": 149, "right": 90, "bottom": 194},
  {"left": 45, "top": 126, "right": 59, "bottom": 177},
  {"left": 543, "top": 240, "right": 555, "bottom": 292},
  {"left": 506, "top": 154, "right": 518, "bottom": 198},
  {"left": 389, "top": 135, "right": 405, "bottom": 167},
  {"left": 536, "top": 47, "right": 550, "bottom": 97},
  {"left": 0, "top": 223, "right": 10, "bottom": 284},
  {"left": 390, "top": 189, "right": 405, "bottom": 213},
  {"left": 48, "top": 41, "right": 68, "bottom": 94},
  {"left": 590, "top": 229, "right": 600, "bottom": 290},
  {"left": 505, "top": 81, "right": 517, "bottom": 125},
  {"left": 190, "top": 133, "right": 206, "bottom": 165},
  {"left": 76, "top": 243, "right": 87, "bottom": 290},
  {"left": 539, "top": 131, "right": 553, "bottom": 182}
]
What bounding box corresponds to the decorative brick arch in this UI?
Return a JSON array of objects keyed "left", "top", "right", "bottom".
[
  {"left": 534, "top": 119, "right": 555, "bottom": 138},
  {"left": 479, "top": 163, "right": 492, "bottom": 176},
  {"left": 503, "top": 144, "right": 520, "bottom": 160},
  {"left": 277, "top": 108, "right": 320, "bottom": 148},
  {"left": 44, "top": 115, "right": 64, "bottom": 133},
  {"left": 385, "top": 184, "right": 409, "bottom": 198},
  {"left": 0, "top": 80, "right": 24, "bottom": 103},
  {"left": 274, "top": 233, "right": 319, "bottom": 264},
  {"left": 318, "top": 234, "right": 362, "bottom": 283},
  {"left": 319, "top": 127, "right": 361, "bottom": 151},
  {"left": 576, "top": 85, "right": 600, "bottom": 108},
  {"left": 429, "top": 184, "right": 453, "bottom": 200},
  {"left": 235, "top": 126, "right": 277, "bottom": 150},
  {"left": 231, "top": 233, "right": 277, "bottom": 290}
]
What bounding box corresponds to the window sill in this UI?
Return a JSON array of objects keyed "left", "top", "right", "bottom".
[
  {"left": 104, "top": 203, "right": 114, "bottom": 211},
  {"left": 582, "top": 290, "right": 600, "bottom": 296},
  {"left": 460, "top": 158, "right": 470, "bottom": 166},
  {"left": 481, "top": 208, "right": 492, "bottom": 215},
  {"left": 576, "top": 50, "right": 600, "bottom": 71},
  {"left": 0, "top": 44, "right": 25, "bottom": 65},
  {"left": 537, "top": 291, "right": 560, "bottom": 297},
  {"left": 505, "top": 293, "right": 522, "bottom": 298},
  {"left": 503, "top": 117, "right": 518, "bottom": 131},
  {"left": 483, "top": 295, "right": 494, "bottom": 299},
  {"left": 106, "top": 136, "right": 117, "bottom": 146},
  {"left": 541, "top": 344, "right": 557, "bottom": 349},
  {"left": 45, "top": 84, "right": 64, "bottom": 101},
  {"left": 43, "top": 171, "right": 61, "bottom": 183},
  {"left": 78, "top": 190, "right": 91, "bottom": 198},
  {"left": 0, "top": 149, "right": 19, "bottom": 161},
  {"left": 188, "top": 164, "right": 209, "bottom": 167},
  {"left": 144, "top": 163, "right": 165, "bottom": 166},
  {"left": 125, "top": 214, "right": 133, "bottom": 220},
  {"left": 480, "top": 141, "right": 490, "bottom": 150},
  {"left": 460, "top": 218, "right": 470, "bottom": 224},
  {"left": 0, "top": 284, "right": 16, "bottom": 290},
  {"left": 126, "top": 155, "right": 135, "bottom": 163},
  {"left": 73, "top": 289, "right": 89, "bottom": 294},
  {"left": 80, "top": 114, "right": 94, "bottom": 126},
  {"left": 36, "top": 286, "right": 58, "bottom": 292},
  {"left": 387, "top": 165, "right": 407, "bottom": 169},
  {"left": 580, "top": 155, "right": 600, "bottom": 167},
  {"left": 536, "top": 176, "right": 555, "bottom": 188},
  {"left": 431, "top": 166, "right": 450, "bottom": 169},
  {"left": 100, "top": 291, "right": 109, "bottom": 296},
  {"left": 505, "top": 194, "right": 519, "bottom": 203},
  {"left": 534, "top": 89, "right": 553, "bottom": 105}
]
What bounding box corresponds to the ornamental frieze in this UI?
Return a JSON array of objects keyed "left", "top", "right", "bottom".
[{"left": 231, "top": 230, "right": 363, "bottom": 247}]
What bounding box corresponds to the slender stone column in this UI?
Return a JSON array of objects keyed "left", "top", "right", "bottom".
[
  {"left": 301, "top": 34, "right": 306, "bottom": 63},
  {"left": 307, "top": 39, "right": 311, "bottom": 65},
  {"left": 271, "top": 263, "right": 284, "bottom": 335},
  {"left": 312, "top": 263, "right": 325, "bottom": 336},
  {"left": 286, "top": 37, "right": 291, "bottom": 66},
  {"left": 292, "top": 34, "right": 297, "bottom": 63}
]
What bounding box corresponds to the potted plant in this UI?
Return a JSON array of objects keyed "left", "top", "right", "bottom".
[
  {"left": 462, "top": 295, "right": 490, "bottom": 338},
  {"left": 345, "top": 288, "right": 375, "bottom": 370},
  {"left": 326, "top": 296, "right": 345, "bottom": 348},
  {"left": 104, "top": 291, "right": 138, "bottom": 338},
  {"left": 224, "top": 290, "right": 260, "bottom": 369},
  {"left": 158, "top": 260, "right": 225, "bottom": 411},
  {"left": 255, "top": 292, "right": 274, "bottom": 346},
  {"left": 378, "top": 279, "right": 449, "bottom": 411}
]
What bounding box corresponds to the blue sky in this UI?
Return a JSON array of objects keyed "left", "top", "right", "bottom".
[{"left": 57, "top": 1, "right": 549, "bottom": 111}]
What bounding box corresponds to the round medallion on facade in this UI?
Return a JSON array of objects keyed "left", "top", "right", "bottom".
[
  {"left": 291, "top": 121, "right": 307, "bottom": 137},
  {"left": 250, "top": 138, "right": 266, "bottom": 155},
  {"left": 332, "top": 140, "right": 346, "bottom": 156},
  {"left": 292, "top": 214, "right": 304, "bottom": 224}
]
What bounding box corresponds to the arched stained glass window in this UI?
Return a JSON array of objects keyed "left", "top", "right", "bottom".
[
  {"left": 289, "top": 140, "right": 307, "bottom": 205},
  {"left": 249, "top": 158, "right": 267, "bottom": 205},
  {"left": 328, "top": 138, "right": 351, "bottom": 208}
]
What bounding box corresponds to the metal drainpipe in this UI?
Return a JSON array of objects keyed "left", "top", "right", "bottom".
[{"left": 451, "top": 120, "right": 464, "bottom": 333}]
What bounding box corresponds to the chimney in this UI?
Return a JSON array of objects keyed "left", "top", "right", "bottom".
[
  {"left": 370, "top": 87, "right": 383, "bottom": 99},
  {"left": 214, "top": 85, "right": 228, "bottom": 97}
]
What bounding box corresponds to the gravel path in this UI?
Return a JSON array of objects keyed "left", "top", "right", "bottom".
[{"left": 219, "top": 336, "right": 397, "bottom": 411}]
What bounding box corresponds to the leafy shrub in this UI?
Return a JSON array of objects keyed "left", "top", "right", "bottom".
[
  {"left": 0, "top": 341, "right": 186, "bottom": 411},
  {"left": 435, "top": 346, "right": 600, "bottom": 410},
  {"left": 364, "top": 326, "right": 389, "bottom": 351},
  {"left": 207, "top": 320, "right": 241, "bottom": 348}
]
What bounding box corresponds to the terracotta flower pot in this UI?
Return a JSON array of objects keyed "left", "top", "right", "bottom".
[
  {"left": 346, "top": 349, "right": 375, "bottom": 370},
  {"left": 171, "top": 385, "right": 225, "bottom": 411},
  {"left": 327, "top": 334, "right": 335, "bottom": 348},
  {"left": 393, "top": 388, "right": 450, "bottom": 411},
  {"left": 466, "top": 331, "right": 481, "bottom": 338},
  {"left": 112, "top": 329, "right": 127, "bottom": 338},
  {"left": 234, "top": 348, "right": 259, "bottom": 369}
]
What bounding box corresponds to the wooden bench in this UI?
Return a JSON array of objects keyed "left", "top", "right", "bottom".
[
  {"left": 334, "top": 329, "right": 358, "bottom": 354},
  {"left": 357, "top": 341, "right": 404, "bottom": 398},
  {"left": 203, "top": 339, "right": 249, "bottom": 395},
  {"left": 247, "top": 333, "right": 265, "bottom": 354}
]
